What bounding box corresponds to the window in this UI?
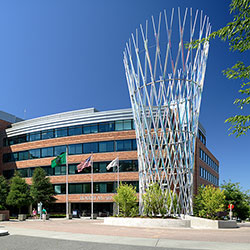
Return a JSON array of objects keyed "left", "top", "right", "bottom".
[
  {"left": 69, "top": 184, "right": 83, "bottom": 194},
  {"left": 83, "top": 183, "right": 91, "bottom": 193},
  {"left": 54, "top": 165, "right": 66, "bottom": 175},
  {"left": 12, "top": 152, "right": 19, "bottom": 162},
  {"left": 54, "top": 185, "right": 61, "bottom": 194},
  {"left": 68, "top": 144, "right": 82, "bottom": 155},
  {"left": 42, "top": 166, "right": 54, "bottom": 176},
  {"left": 83, "top": 142, "right": 98, "bottom": 154},
  {"left": 83, "top": 124, "right": 98, "bottom": 134},
  {"left": 9, "top": 137, "right": 18, "bottom": 145},
  {"left": 41, "top": 147, "right": 54, "bottom": 158},
  {"left": 107, "top": 182, "right": 114, "bottom": 193},
  {"left": 98, "top": 162, "right": 109, "bottom": 173},
  {"left": 99, "top": 141, "right": 114, "bottom": 153},
  {"left": 116, "top": 140, "right": 123, "bottom": 151},
  {"left": 94, "top": 183, "right": 107, "bottom": 193},
  {"left": 54, "top": 145, "right": 66, "bottom": 156},
  {"left": 132, "top": 139, "right": 137, "bottom": 150},
  {"left": 116, "top": 139, "right": 134, "bottom": 151},
  {"left": 19, "top": 151, "right": 29, "bottom": 161},
  {"left": 68, "top": 126, "right": 82, "bottom": 136},
  {"left": 41, "top": 130, "right": 54, "bottom": 140},
  {"left": 55, "top": 128, "right": 68, "bottom": 138},
  {"left": 18, "top": 134, "right": 29, "bottom": 144},
  {"left": 120, "top": 160, "right": 138, "bottom": 172},
  {"left": 18, "top": 168, "right": 29, "bottom": 178},
  {"left": 115, "top": 120, "right": 133, "bottom": 131},
  {"left": 69, "top": 164, "right": 78, "bottom": 174},
  {"left": 29, "top": 149, "right": 40, "bottom": 159},
  {"left": 124, "top": 120, "right": 133, "bottom": 130},
  {"left": 115, "top": 120, "right": 123, "bottom": 131},
  {"left": 54, "top": 184, "right": 66, "bottom": 194},
  {"left": 30, "top": 132, "right": 41, "bottom": 141},
  {"left": 99, "top": 122, "right": 114, "bottom": 133}
]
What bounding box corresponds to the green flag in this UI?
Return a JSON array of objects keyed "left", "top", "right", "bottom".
[{"left": 51, "top": 152, "right": 66, "bottom": 168}]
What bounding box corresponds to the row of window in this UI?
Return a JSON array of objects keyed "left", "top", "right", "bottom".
[
  {"left": 199, "top": 166, "right": 219, "bottom": 186},
  {"left": 199, "top": 148, "right": 219, "bottom": 173},
  {"left": 8, "top": 160, "right": 138, "bottom": 179},
  {"left": 2, "top": 139, "right": 137, "bottom": 163},
  {"left": 53, "top": 181, "right": 139, "bottom": 194},
  {"left": 4, "top": 119, "right": 135, "bottom": 146},
  {"left": 198, "top": 130, "right": 206, "bottom": 145}
]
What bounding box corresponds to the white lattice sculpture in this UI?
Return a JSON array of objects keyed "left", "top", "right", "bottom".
[{"left": 123, "top": 8, "right": 211, "bottom": 215}]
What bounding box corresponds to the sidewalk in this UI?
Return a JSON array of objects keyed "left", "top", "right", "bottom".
[{"left": 1, "top": 219, "right": 250, "bottom": 250}]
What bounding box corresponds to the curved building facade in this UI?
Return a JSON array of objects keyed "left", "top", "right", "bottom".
[{"left": 0, "top": 108, "right": 219, "bottom": 215}]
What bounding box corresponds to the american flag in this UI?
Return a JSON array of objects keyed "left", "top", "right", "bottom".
[{"left": 77, "top": 156, "right": 92, "bottom": 172}]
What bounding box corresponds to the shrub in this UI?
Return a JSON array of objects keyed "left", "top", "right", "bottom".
[
  {"left": 142, "top": 183, "right": 178, "bottom": 217},
  {"left": 113, "top": 184, "right": 138, "bottom": 217},
  {"left": 194, "top": 185, "right": 226, "bottom": 219}
]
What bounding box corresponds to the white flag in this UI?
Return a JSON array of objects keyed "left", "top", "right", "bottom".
[{"left": 106, "top": 157, "right": 119, "bottom": 170}]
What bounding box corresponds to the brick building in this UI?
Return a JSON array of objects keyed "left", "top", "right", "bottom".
[{"left": 0, "top": 108, "right": 219, "bottom": 214}]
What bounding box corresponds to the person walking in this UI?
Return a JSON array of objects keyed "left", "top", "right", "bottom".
[
  {"left": 42, "top": 207, "right": 47, "bottom": 221},
  {"left": 32, "top": 208, "right": 37, "bottom": 219}
]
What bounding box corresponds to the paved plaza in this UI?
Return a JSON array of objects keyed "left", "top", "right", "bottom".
[{"left": 1, "top": 219, "right": 250, "bottom": 250}]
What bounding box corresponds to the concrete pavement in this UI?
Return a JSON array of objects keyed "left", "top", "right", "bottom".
[{"left": 1, "top": 219, "right": 250, "bottom": 250}]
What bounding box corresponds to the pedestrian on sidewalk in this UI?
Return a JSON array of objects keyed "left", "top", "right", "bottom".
[
  {"left": 42, "top": 207, "right": 47, "bottom": 221},
  {"left": 32, "top": 208, "right": 37, "bottom": 219}
]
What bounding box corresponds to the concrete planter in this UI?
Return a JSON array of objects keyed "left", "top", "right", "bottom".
[
  {"left": 18, "top": 214, "right": 26, "bottom": 221},
  {"left": 183, "top": 215, "right": 238, "bottom": 229},
  {"left": 0, "top": 210, "right": 9, "bottom": 221},
  {"left": 0, "top": 214, "right": 6, "bottom": 221},
  {"left": 104, "top": 217, "right": 190, "bottom": 228},
  {"left": 104, "top": 216, "right": 238, "bottom": 229}
]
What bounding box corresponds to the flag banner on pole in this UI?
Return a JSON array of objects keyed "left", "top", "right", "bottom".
[
  {"left": 77, "top": 156, "right": 92, "bottom": 172},
  {"left": 106, "top": 157, "right": 119, "bottom": 170},
  {"left": 51, "top": 152, "right": 66, "bottom": 168}
]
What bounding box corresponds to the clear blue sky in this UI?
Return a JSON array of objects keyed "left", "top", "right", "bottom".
[{"left": 0, "top": 0, "right": 249, "bottom": 191}]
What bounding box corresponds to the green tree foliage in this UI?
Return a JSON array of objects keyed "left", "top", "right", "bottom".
[
  {"left": 30, "top": 167, "right": 56, "bottom": 206},
  {"left": 0, "top": 175, "right": 9, "bottom": 210},
  {"left": 221, "top": 180, "right": 250, "bottom": 220},
  {"left": 191, "top": 0, "right": 250, "bottom": 136},
  {"left": 142, "top": 183, "right": 177, "bottom": 217},
  {"left": 6, "top": 172, "right": 31, "bottom": 213},
  {"left": 113, "top": 184, "right": 138, "bottom": 217},
  {"left": 193, "top": 185, "right": 226, "bottom": 219}
]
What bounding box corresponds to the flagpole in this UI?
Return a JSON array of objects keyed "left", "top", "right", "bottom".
[
  {"left": 117, "top": 158, "right": 119, "bottom": 188},
  {"left": 66, "top": 145, "right": 69, "bottom": 219},
  {"left": 117, "top": 157, "right": 119, "bottom": 215},
  {"left": 91, "top": 153, "right": 93, "bottom": 220}
]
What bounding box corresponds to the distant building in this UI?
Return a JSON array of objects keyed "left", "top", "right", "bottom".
[{"left": 0, "top": 108, "right": 219, "bottom": 215}]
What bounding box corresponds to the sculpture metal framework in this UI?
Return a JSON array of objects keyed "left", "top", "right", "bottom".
[{"left": 123, "top": 8, "right": 211, "bottom": 215}]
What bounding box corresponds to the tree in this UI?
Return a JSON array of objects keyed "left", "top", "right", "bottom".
[
  {"left": 113, "top": 184, "right": 138, "bottom": 217},
  {"left": 0, "top": 175, "right": 9, "bottom": 210},
  {"left": 6, "top": 172, "right": 31, "bottom": 213},
  {"left": 193, "top": 185, "right": 226, "bottom": 219},
  {"left": 221, "top": 180, "right": 250, "bottom": 220},
  {"left": 192, "top": 0, "right": 250, "bottom": 136},
  {"left": 30, "top": 167, "right": 56, "bottom": 207}
]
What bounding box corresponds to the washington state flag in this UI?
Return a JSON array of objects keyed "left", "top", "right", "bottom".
[{"left": 51, "top": 152, "right": 66, "bottom": 168}]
